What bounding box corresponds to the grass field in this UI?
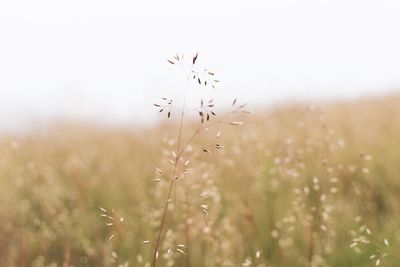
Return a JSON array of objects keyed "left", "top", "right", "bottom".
[{"left": 1, "top": 94, "right": 400, "bottom": 267}]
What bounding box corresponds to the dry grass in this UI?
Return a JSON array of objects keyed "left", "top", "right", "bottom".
[{"left": 1, "top": 94, "right": 400, "bottom": 266}]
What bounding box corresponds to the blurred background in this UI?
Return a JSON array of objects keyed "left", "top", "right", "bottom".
[
  {"left": 1, "top": 0, "right": 399, "bottom": 132},
  {"left": 2, "top": 1, "right": 400, "bottom": 267}
]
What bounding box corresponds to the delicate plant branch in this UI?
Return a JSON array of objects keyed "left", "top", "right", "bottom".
[{"left": 151, "top": 53, "right": 247, "bottom": 267}]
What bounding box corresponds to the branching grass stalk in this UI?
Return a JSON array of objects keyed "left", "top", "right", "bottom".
[{"left": 151, "top": 53, "right": 246, "bottom": 266}]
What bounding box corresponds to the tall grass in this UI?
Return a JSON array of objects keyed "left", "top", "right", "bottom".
[
  {"left": 148, "top": 53, "right": 248, "bottom": 266},
  {"left": 1, "top": 91, "right": 400, "bottom": 266}
]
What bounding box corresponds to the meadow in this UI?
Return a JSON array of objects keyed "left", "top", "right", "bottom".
[{"left": 1, "top": 94, "right": 400, "bottom": 267}]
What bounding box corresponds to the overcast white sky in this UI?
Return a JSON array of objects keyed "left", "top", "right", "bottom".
[{"left": 1, "top": 0, "right": 400, "bottom": 131}]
